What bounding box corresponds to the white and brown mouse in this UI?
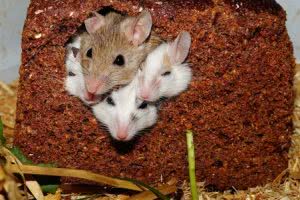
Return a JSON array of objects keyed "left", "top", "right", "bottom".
[
  {"left": 137, "top": 31, "right": 192, "bottom": 102},
  {"left": 64, "top": 36, "right": 102, "bottom": 105},
  {"left": 78, "top": 10, "right": 161, "bottom": 98},
  {"left": 92, "top": 76, "right": 158, "bottom": 141}
]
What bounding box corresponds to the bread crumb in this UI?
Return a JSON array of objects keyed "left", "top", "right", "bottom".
[
  {"left": 34, "top": 33, "right": 42, "bottom": 39},
  {"left": 34, "top": 10, "right": 44, "bottom": 15}
]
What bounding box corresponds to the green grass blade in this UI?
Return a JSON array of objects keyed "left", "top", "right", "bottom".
[
  {"left": 186, "top": 130, "right": 198, "bottom": 200},
  {"left": 9, "top": 146, "right": 57, "bottom": 167},
  {"left": 9, "top": 146, "right": 33, "bottom": 165},
  {"left": 37, "top": 163, "right": 57, "bottom": 168},
  {"left": 40, "top": 184, "right": 59, "bottom": 194},
  {"left": 9, "top": 147, "right": 59, "bottom": 193},
  {"left": 0, "top": 118, "right": 6, "bottom": 145}
]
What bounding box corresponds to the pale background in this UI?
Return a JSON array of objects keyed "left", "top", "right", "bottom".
[{"left": 0, "top": 0, "right": 299, "bottom": 83}]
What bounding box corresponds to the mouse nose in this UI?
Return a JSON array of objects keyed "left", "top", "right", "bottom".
[
  {"left": 86, "top": 81, "right": 101, "bottom": 94},
  {"left": 117, "top": 134, "right": 127, "bottom": 141},
  {"left": 140, "top": 90, "right": 150, "bottom": 101},
  {"left": 141, "top": 94, "right": 149, "bottom": 101},
  {"left": 85, "top": 76, "right": 103, "bottom": 94},
  {"left": 116, "top": 126, "right": 128, "bottom": 141}
]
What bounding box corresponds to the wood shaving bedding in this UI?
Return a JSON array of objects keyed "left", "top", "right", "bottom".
[{"left": 0, "top": 80, "right": 18, "bottom": 145}]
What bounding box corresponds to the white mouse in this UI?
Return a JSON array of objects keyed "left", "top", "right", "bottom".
[
  {"left": 64, "top": 36, "right": 101, "bottom": 105},
  {"left": 92, "top": 77, "right": 158, "bottom": 141},
  {"left": 137, "top": 31, "right": 192, "bottom": 102}
]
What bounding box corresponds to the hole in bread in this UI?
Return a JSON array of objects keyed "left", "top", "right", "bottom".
[
  {"left": 96, "top": 6, "right": 124, "bottom": 16},
  {"left": 243, "top": 119, "right": 251, "bottom": 127},
  {"left": 212, "top": 159, "right": 224, "bottom": 168},
  {"left": 82, "top": 118, "right": 89, "bottom": 124},
  {"left": 255, "top": 133, "right": 264, "bottom": 138}
]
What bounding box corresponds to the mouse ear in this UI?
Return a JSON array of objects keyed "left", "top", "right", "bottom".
[
  {"left": 168, "top": 31, "right": 191, "bottom": 65},
  {"left": 121, "top": 10, "right": 152, "bottom": 46},
  {"left": 84, "top": 12, "right": 105, "bottom": 34},
  {"left": 70, "top": 47, "right": 81, "bottom": 61},
  {"left": 71, "top": 47, "right": 79, "bottom": 58}
]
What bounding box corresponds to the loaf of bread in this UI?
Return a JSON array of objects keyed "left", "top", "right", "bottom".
[{"left": 14, "top": 0, "right": 295, "bottom": 190}]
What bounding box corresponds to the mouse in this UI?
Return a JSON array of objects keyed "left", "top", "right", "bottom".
[
  {"left": 92, "top": 76, "right": 158, "bottom": 141},
  {"left": 64, "top": 36, "right": 100, "bottom": 105},
  {"left": 78, "top": 10, "right": 162, "bottom": 98},
  {"left": 136, "top": 31, "right": 192, "bottom": 102}
]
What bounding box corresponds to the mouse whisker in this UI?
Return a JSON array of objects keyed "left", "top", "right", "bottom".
[
  {"left": 81, "top": 67, "right": 89, "bottom": 76},
  {"left": 98, "top": 122, "right": 110, "bottom": 132}
]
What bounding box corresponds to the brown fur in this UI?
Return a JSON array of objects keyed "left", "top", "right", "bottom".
[
  {"left": 80, "top": 12, "right": 162, "bottom": 94},
  {"left": 163, "top": 53, "right": 172, "bottom": 70}
]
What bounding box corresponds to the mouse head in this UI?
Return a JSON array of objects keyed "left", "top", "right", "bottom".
[
  {"left": 65, "top": 37, "right": 102, "bottom": 105},
  {"left": 137, "top": 31, "right": 192, "bottom": 102},
  {"left": 80, "top": 10, "right": 153, "bottom": 97},
  {"left": 92, "top": 78, "right": 158, "bottom": 141}
]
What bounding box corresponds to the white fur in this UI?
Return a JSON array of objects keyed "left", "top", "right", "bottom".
[
  {"left": 137, "top": 42, "right": 192, "bottom": 102},
  {"left": 64, "top": 36, "right": 93, "bottom": 105},
  {"left": 92, "top": 77, "right": 158, "bottom": 141}
]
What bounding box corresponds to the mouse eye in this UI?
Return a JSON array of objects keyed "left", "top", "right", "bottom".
[
  {"left": 106, "top": 97, "right": 115, "bottom": 106},
  {"left": 138, "top": 101, "right": 148, "bottom": 109},
  {"left": 113, "top": 55, "right": 125, "bottom": 66},
  {"left": 161, "top": 71, "right": 171, "bottom": 76},
  {"left": 86, "top": 48, "right": 92, "bottom": 58},
  {"left": 68, "top": 71, "right": 76, "bottom": 76}
]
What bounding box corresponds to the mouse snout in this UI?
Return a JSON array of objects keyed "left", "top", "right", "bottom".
[
  {"left": 116, "top": 125, "right": 129, "bottom": 141},
  {"left": 85, "top": 75, "right": 108, "bottom": 94},
  {"left": 140, "top": 89, "right": 150, "bottom": 101},
  {"left": 139, "top": 82, "right": 157, "bottom": 101},
  {"left": 86, "top": 92, "right": 96, "bottom": 101},
  {"left": 138, "top": 82, "right": 151, "bottom": 101},
  {"left": 85, "top": 76, "right": 101, "bottom": 94}
]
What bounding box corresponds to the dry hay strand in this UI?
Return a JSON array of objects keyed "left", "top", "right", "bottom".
[
  {"left": 290, "top": 63, "right": 300, "bottom": 179},
  {"left": 0, "top": 146, "right": 177, "bottom": 200},
  {"left": 0, "top": 167, "right": 26, "bottom": 200},
  {"left": 0, "top": 153, "right": 26, "bottom": 200},
  {"left": 0, "top": 80, "right": 18, "bottom": 146},
  {"left": 181, "top": 175, "right": 300, "bottom": 200}
]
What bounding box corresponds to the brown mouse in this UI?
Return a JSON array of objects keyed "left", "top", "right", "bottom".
[{"left": 74, "top": 10, "right": 162, "bottom": 101}]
